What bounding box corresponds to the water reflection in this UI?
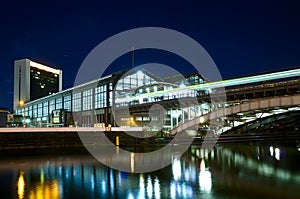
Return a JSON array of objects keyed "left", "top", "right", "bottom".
[
  {"left": 17, "top": 171, "right": 25, "bottom": 199},
  {"left": 199, "top": 160, "right": 212, "bottom": 193},
  {"left": 0, "top": 141, "right": 300, "bottom": 198},
  {"left": 28, "top": 179, "right": 60, "bottom": 199},
  {"left": 214, "top": 144, "right": 300, "bottom": 182},
  {"left": 9, "top": 154, "right": 206, "bottom": 198}
]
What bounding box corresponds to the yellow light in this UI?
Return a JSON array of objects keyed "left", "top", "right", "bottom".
[
  {"left": 17, "top": 171, "right": 25, "bottom": 199},
  {"left": 30, "top": 61, "right": 60, "bottom": 75},
  {"left": 199, "top": 116, "right": 205, "bottom": 124},
  {"left": 40, "top": 169, "right": 44, "bottom": 184},
  {"left": 29, "top": 180, "right": 60, "bottom": 199},
  {"left": 130, "top": 117, "right": 134, "bottom": 121},
  {"left": 116, "top": 136, "right": 119, "bottom": 146},
  {"left": 131, "top": 152, "right": 135, "bottom": 173},
  {"left": 19, "top": 100, "right": 25, "bottom": 106},
  {"left": 51, "top": 180, "right": 60, "bottom": 199}
]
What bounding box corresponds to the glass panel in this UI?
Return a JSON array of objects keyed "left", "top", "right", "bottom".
[
  {"left": 49, "top": 100, "right": 55, "bottom": 115},
  {"left": 33, "top": 105, "right": 37, "bottom": 118},
  {"left": 95, "top": 85, "right": 107, "bottom": 109},
  {"left": 83, "top": 89, "right": 93, "bottom": 111},
  {"left": 56, "top": 97, "right": 62, "bottom": 110},
  {"left": 72, "top": 92, "right": 82, "bottom": 112},
  {"left": 64, "top": 95, "right": 71, "bottom": 111},
  {"left": 43, "top": 101, "right": 49, "bottom": 117}
]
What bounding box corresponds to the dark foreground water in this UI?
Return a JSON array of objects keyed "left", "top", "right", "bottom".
[{"left": 1, "top": 140, "right": 300, "bottom": 199}]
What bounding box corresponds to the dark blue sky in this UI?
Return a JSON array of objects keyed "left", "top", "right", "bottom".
[{"left": 1, "top": 0, "right": 300, "bottom": 110}]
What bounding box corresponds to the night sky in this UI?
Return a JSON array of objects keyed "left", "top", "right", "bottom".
[{"left": 1, "top": 0, "right": 300, "bottom": 110}]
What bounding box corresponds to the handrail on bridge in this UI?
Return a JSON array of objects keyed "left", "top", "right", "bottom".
[{"left": 169, "top": 94, "right": 300, "bottom": 135}]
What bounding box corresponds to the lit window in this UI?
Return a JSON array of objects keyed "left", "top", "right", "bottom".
[
  {"left": 95, "top": 85, "right": 107, "bottom": 109},
  {"left": 83, "top": 89, "right": 93, "bottom": 110},
  {"left": 72, "top": 92, "right": 82, "bottom": 112},
  {"left": 63, "top": 95, "right": 71, "bottom": 111}
]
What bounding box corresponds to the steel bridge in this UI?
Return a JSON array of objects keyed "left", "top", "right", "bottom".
[{"left": 118, "top": 67, "right": 300, "bottom": 134}]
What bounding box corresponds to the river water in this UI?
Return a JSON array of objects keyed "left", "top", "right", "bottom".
[{"left": 0, "top": 140, "right": 300, "bottom": 199}]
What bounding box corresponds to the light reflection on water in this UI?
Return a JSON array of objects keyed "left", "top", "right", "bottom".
[
  {"left": 28, "top": 179, "right": 60, "bottom": 199},
  {"left": 1, "top": 141, "right": 300, "bottom": 199},
  {"left": 17, "top": 171, "right": 25, "bottom": 199}
]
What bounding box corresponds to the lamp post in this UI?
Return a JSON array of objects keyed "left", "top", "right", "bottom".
[{"left": 18, "top": 100, "right": 26, "bottom": 127}]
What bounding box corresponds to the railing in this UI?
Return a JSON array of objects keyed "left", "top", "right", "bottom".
[{"left": 169, "top": 94, "right": 300, "bottom": 135}]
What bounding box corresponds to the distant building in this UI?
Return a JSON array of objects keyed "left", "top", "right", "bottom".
[
  {"left": 0, "top": 109, "right": 9, "bottom": 127},
  {"left": 13, "top": 59, "right": 62, "bottom": 110}
]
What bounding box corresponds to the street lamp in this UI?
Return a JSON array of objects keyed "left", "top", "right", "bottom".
[
  {"left": 18, "top": 100, "right": 26, "bottom": 127},
  {"left": 19, "top": 100, "right": 25, "bottom": 107}
]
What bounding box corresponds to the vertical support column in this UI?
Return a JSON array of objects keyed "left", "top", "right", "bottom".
[
  {"left": 176, "top": 109, "right": 179, "bottom": 126},
  {"left": 80, "top": 91, "right": 83, "bottom": 127},
  {"left": 170, "top": 108, "right": 173, "bottom": 128},
  {"left": 182, "top": 108, "right": 185, "bottom": 124},
  {"left": 92, "top": 87, "right": 95, "bottom": 126}
]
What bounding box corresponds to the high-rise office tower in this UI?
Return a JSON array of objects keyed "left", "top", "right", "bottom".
[{"left": 13, "top": 59, "right": 62, "bottom": 110}]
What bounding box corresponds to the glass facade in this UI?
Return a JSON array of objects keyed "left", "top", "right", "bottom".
[
  {"left": 37, "top": 103, "right": 43, "bottom": 117},
  {"left": 72, "top": 92, "right": 81, "bottom": 112},
  {"left": 116, "top": 71, "right": 156, "bottom": 91},
  {"left": 186, "top": 74, "right": 204, "bottom": 85},
  {"left": 43, "top": 101, "right": 48, "bottom": 117},
  {"left": 28, "top": 106, "right": 32, "bottom": 118},
  {"left": 49, "top": 100, "right": 55, "bottom": 115},
  {"left": 33, "top": 105, "right": 37, "bottom": 118},
  {"left": 109, "top": 83, "right": 113, "bottom": 106},
  {"left": 114, "top": 71, "right": 158, "bottom": 106},
  {"left": 15, "top": 69, "right": 207, "bottom": 128},
  {"left": 24, "top": 107, "right": 28, "bottom": 116},
  {"left": 30, "top": 67, "right": 60, "bottom": 101},
  {"left": 56, "top": 97, "right": 62, "bottom": 110},
  {"left": 83, "top": 89, "right": 93, "bottom": 111},
  {"left": 64, "top": 95, "right": 71, "bottom": 111},
  {"left": 95, "top": 85, "right": 106, "bottom": 109}
]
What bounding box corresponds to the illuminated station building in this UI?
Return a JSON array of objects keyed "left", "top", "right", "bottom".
[
  {"left": 14, "top": 59, "right": 205, "bottom": 128},
  {"left": 14, "top": 59, "right": 300, "bottom": 129}
]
